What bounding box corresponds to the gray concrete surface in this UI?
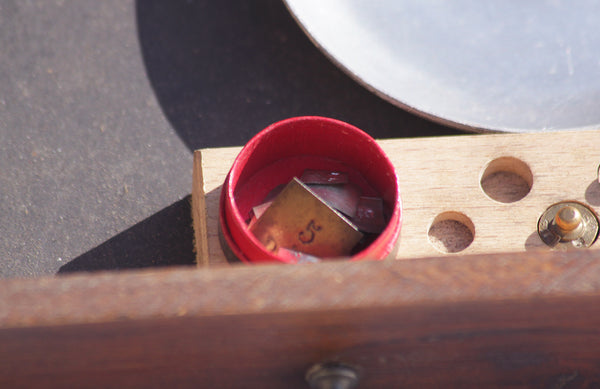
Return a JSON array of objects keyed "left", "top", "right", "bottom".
[{"left": 0, "top": 0, "right": 459, "bottom": 278}]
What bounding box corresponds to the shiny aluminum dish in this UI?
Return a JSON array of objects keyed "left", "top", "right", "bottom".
[{"left": 284, "top": 0, "right": 600, "bottom": 133}]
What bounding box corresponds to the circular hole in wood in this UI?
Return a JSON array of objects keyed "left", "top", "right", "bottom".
[
  {"left": 428, "top": 212, "right": 475, "bottom": 253},
  {"left": 480, "top": 156, "right": 533, "bottom": 203}
]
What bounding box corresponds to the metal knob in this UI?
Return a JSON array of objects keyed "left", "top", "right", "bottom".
[
  {"left": 306, "top": 362, "right": 359, "bottom": 389},
  {"left": 538, "top": 201, "right": 599, "bottom": 248},
  {"left": 554, "top": 205, "right": 582, "bottom": 233}
]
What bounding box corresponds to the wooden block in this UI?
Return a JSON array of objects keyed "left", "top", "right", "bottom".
[
  {"left": 3, "top": 250, "right": 600, "bottom": 387},
  {"left": 193, "top": 130, "right": 600, "bottom": 265}
]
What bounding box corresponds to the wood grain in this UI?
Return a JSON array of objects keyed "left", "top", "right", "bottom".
[
  {"left": 191, "top": 150, "right": 209, "bottom": 266},
  {"left": 194, "top": 130, "right": 600, "bottom": 265},
  {"left": 2, "top": 250, "right": 600, "bottom": 388},
  {"left": 193, "top": 147, "right": 242, "bottom": 265},
  {"left": 5, "top": 131, "right": 598, "bottom": 387}
]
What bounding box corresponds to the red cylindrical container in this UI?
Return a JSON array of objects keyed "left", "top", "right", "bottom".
[{"left": 219, "top": 116, "right": 402, "bottom": 263}]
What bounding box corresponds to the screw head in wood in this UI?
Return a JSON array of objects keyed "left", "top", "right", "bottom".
[
  {"left": 306, "top": 362, "right": 359, "bottom": 389},
  {"left": 538, "top": 201, "right": 599, "bottom": 248},
  {"left": 555, "top": 205, "right": 582, "bottom": 232}
]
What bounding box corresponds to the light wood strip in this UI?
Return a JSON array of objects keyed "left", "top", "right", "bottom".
[{"left": 194, "top": 130, "right": 600, "bottom": 264}]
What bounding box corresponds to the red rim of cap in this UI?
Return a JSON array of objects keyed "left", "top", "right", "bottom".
[{"left": 220, "top": 116, "right": 402, "bottom": 263}]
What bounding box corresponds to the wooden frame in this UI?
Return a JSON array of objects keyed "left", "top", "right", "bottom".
[
  {"left": 3, "top": 130, "right": 600, "bottom": 387},
  {"left": 2, "top": 250, "right": 600, "bottom": 387},
  {"left": 193, "top": 130, "right": 600, "bottom": 265}
]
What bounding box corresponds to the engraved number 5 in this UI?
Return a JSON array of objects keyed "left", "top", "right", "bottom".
[{"left": 298, "top": 220, "right": 322, "bottom": 244}]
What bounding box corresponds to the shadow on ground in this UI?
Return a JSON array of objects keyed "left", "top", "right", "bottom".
[
  {"left": 59, "top": 197, "right": 195, "bottom": 274},
  {"left": 135, "top": 0, "right": 458, "bottom": 151},
  {"left": 61, "top": 1, "right": 460, "bottom": 274}
]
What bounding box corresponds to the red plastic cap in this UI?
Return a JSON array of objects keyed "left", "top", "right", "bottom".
[{"left": 219, "top": 116, "right": 402, "bottom": 263}]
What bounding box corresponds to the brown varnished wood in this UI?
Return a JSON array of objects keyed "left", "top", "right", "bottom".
[{"left": 2, "top": 250, "right": 600, "bottom": 387}]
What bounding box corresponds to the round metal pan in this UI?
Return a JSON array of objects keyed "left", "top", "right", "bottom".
[{"left": 284, "top": 0, "right": 600, "bottom": 133}]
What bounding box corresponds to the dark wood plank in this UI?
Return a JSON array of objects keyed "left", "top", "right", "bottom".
[{"left": 2, "top": 250, "right": 600, "bottom": 387}]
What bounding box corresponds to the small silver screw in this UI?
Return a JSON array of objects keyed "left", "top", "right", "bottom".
[{"left": 306, "top": 362, "right": 359, "bottom": 389}]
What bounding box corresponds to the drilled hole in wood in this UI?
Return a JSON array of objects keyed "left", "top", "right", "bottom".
[
  {"left": 428, "top": 212, "right": 475, "bottom": 253},
  {"left": 480, "top": 156, "right": 533, "bottom": 203}
]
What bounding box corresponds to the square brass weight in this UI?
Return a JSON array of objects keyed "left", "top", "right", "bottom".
[{"left": 249, "top": 178, "right": 363, "bottom": 257}]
